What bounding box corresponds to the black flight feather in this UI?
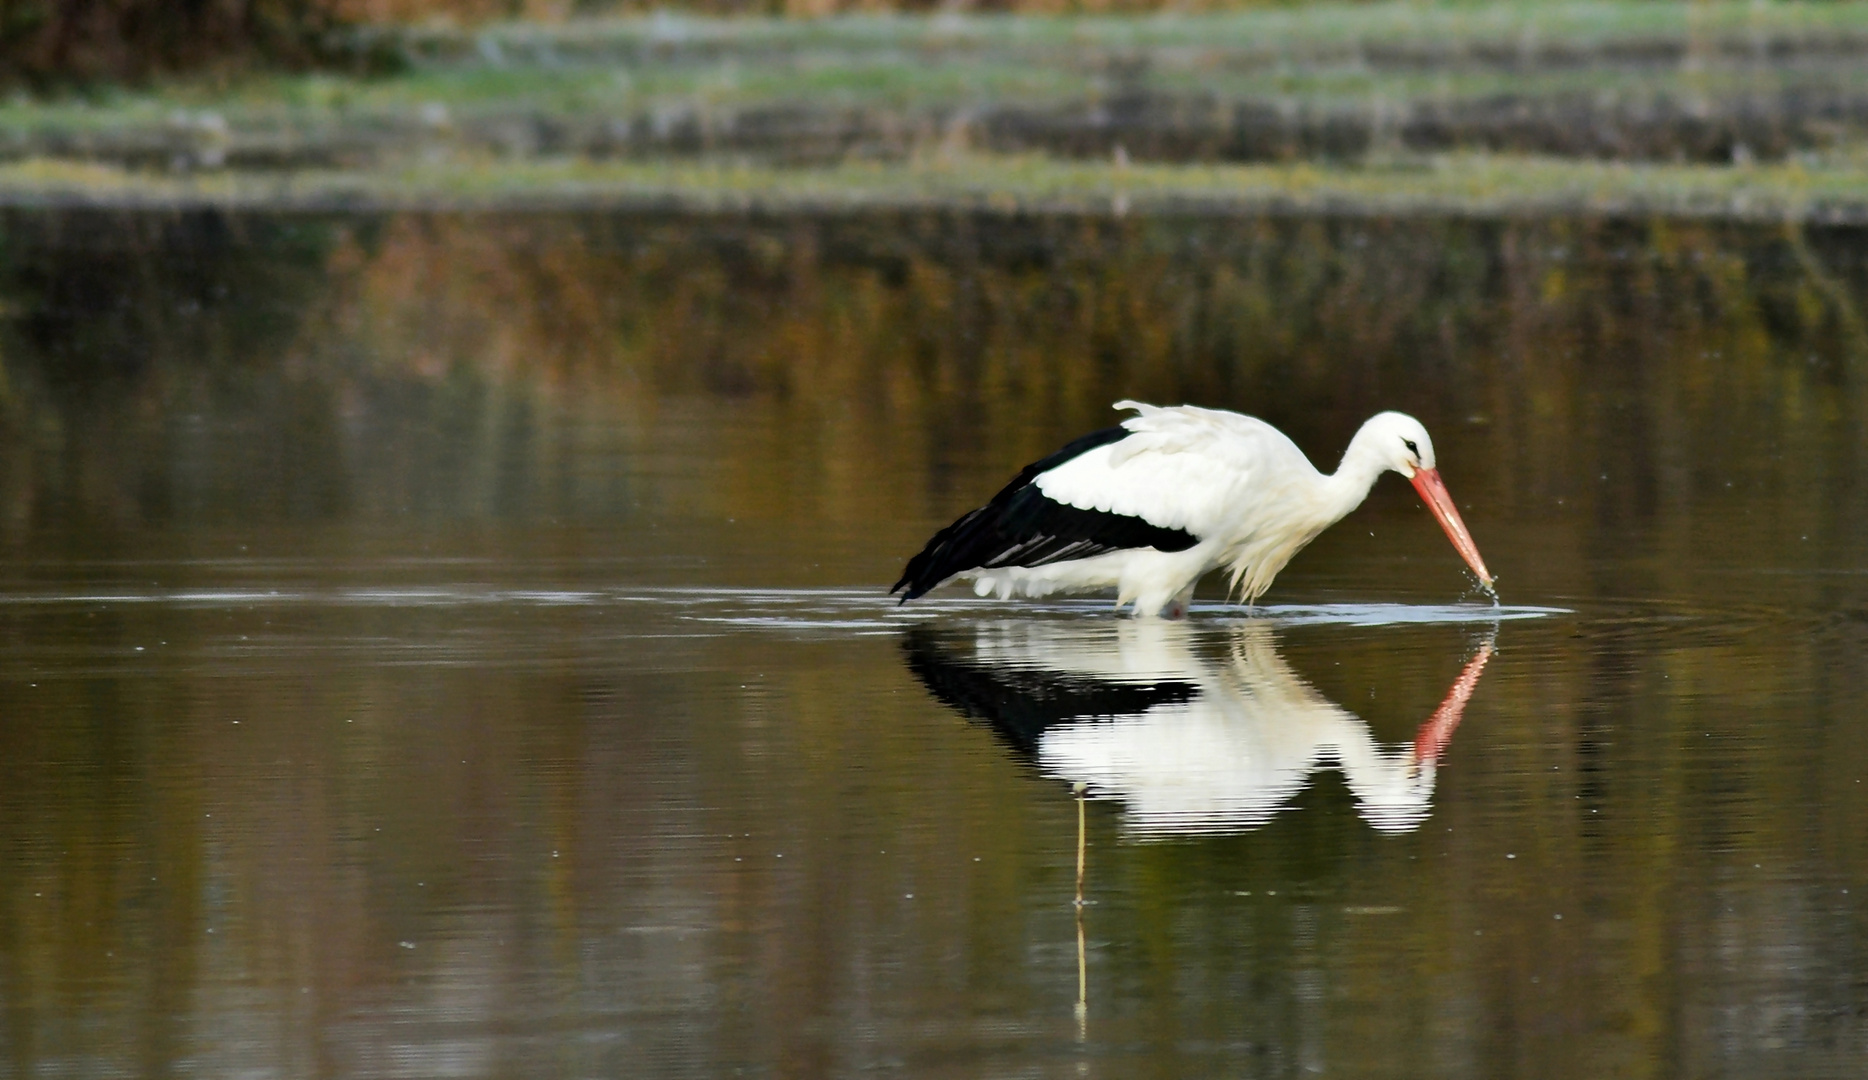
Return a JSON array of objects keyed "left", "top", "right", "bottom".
[{"left": 892, "top": 426, "right": 1200, "bottom": 602}]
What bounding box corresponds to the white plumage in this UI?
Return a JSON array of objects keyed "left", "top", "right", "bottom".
[{"left": 895, "top": 401, "right": 1494, "bottom": 616}]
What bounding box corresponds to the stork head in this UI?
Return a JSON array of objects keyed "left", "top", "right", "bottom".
[
  {"left": 1358, "top": 411, "right": 1437, "bottom": 476},
  {"left": 1351, "top": 412, "right": 1494, "bottom": 593}
]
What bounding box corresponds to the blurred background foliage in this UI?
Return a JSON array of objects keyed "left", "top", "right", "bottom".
[
  {"left": 0, "top": 0, "right": 349, "bottom": 85},
  {"left": 17, "top": 0, "right": 1865, "bottom": 89},
  {"left": 8, "top": 0, "right": 1868, "bottom": 194},
  {"left": 2, "top": 0, "right": 1294, "bottom": 86}
]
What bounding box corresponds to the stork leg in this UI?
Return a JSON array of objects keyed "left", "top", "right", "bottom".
[{"left": 1159, "top": 582, "right": 1199, "bottom": 620}]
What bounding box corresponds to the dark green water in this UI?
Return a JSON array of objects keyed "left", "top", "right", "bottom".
[{"left": 0, "top": 209, "right": 1865, "bottom": 1077}]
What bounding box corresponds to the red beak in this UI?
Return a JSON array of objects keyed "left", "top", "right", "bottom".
[{"left": 1408, "top": 467, "right": 1494, "bottom": 592}]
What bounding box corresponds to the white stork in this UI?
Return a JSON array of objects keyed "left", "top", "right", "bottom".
[{"left": 893, "top": 400, "right": 1493, "bottom": 616}]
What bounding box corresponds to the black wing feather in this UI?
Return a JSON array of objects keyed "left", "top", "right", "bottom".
[{"left": 893, "top": 426, "right": 1199, "bottom": 602}]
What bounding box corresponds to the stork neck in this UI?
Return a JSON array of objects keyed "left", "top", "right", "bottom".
[{"left": 1323, "top": 422, "right": 1399, "bottom": 520}]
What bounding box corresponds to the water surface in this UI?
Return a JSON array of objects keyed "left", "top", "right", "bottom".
[{"left": 0, "top": 209, "right": 1865, "bottom": 1077}]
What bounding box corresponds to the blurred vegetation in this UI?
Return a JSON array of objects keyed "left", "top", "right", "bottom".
[
  {"left": 8, "top": 2, "right": 1868, "bottom": 174},
  {"left": 0, "top": 0, "right": 356, "bottom": 85}
]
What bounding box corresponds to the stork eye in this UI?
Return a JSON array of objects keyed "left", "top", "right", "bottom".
[{"left": 1402, "top": 438, "right": 1420, "bottom": 457}]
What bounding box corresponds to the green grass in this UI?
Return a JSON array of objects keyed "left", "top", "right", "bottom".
[
  {"left": 5, "top": 1, "right": 1868, "bottom": 215},
  {"left": 397, "top": 1, "right": 1868, "bottom": 55},
  {"left": 7, "top": 151, "right": 1868, "bottom": 221},
  {"left": 6, "top": 1, "right": 1868, "bottom": 133}
]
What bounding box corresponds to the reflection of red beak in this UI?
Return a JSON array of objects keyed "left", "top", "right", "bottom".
[
  {"left": 1409, "top": 467, "right": 1494, "bottom": 592},
  {"left": 1413, "top": 641, "right": 1494, "bottom": 765}
]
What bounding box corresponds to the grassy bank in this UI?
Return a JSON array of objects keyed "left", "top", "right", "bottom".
[
  {"left": 7, "top": 2, "right": 1868, "bottom": 217},
  {"left": 8, "top": 152, "right": 1868, "bottom": 221}
]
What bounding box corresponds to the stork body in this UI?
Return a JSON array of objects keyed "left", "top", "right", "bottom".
[{"left": 893, "top": 401, "right": 1492, "bottom": 616}]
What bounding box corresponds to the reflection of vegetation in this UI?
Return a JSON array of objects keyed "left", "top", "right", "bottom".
[
  {"left": 0, "top": 211, "right": 346, "bottom": 535},
  {"left": 0, "top": 206, "right": 1863, "bottom": 583}
]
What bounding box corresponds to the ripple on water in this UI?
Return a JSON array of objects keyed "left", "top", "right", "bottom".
[
  {"left": 0, "top": 583, "right": 1567, "bottom": 628},
  {"left": 20, "top": 582, "right": 1855, "bottom": 649}
]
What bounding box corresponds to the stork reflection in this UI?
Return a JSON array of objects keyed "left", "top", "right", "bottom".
[{"left": 905, "top": 619, "right": 1492, "bottom": 837}]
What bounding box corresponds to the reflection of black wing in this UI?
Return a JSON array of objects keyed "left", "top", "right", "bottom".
[
  {"left": 901, "top": 626, "right": 1199, "bottom": 758},
  {"left": 891, "top": 427, "right": 1199, "bottom": 602}
]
